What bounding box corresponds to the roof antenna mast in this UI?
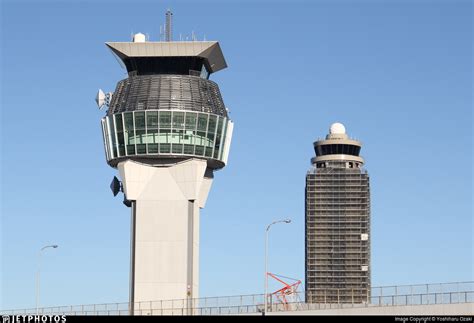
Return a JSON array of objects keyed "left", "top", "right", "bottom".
[{"left": 165, "top": 9, "right": 173, "bottom": 42}]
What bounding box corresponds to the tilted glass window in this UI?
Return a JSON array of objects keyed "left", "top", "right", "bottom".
[
  {"left": 114, "top": 114, "right": 125, "bottom": 156},
  {"left": 213, "top": 118, "right": 224, "bottom": 159},
  {"left": 185, "top": 112, "right": 197, "bottom": 130},
  {"left": 172, "top": 111, "right": 185, "bottom": 129},
  {"left": 146, "top": 111, "right": 158, "bottom": 128},
  {"left": 134, "top": 112, "right": 146, "bottom": 154},
  {"left": 103, "top": 110, "right": 230, "bottom": 163},
  {"left": 207, "top": 115, "right": 217, "bottom": 134},
  {"left": 160, "top": 111, "right": 172, "bottom": 129},
  {"left": 124, "top": 113, "right": 135, "bottom": 155},
  {"left": 108, "top": 117, "right": 118, "bottom": 158},
  {"left": 197, "top": 114, "right": 208, "bottom": 131}
]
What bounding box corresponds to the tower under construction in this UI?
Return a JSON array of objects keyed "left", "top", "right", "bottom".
[{"left": 305, "top": 123, "right": 370, "bottom": 304}]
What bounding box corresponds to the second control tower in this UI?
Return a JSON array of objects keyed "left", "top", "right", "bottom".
[
  {"left": 97, "top": 21, "right": 233, "bottom": 309},
  {"left": 305, "top": 123, "right": 370, "bottom": 304}
]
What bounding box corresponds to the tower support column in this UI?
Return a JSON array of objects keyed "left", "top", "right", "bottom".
[{"left": 118, "top": 159, "right": 213, "bottom": 314}]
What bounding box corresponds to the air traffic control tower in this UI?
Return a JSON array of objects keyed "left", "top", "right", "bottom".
[
  {"left": 305, "top": 123, "right": 370, "bottom": 304},
  {"left": 96, "top": 24, "right": 233, "bottom": 309}
]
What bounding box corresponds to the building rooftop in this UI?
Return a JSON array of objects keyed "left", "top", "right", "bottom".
[{"left": 105, "top": 41, "right": 227, "bottom": 73}]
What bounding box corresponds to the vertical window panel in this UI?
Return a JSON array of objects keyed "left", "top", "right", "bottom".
[
  {"left": 147, "top": 128, "right": 158, "bottom": 144},
  {"left": 159, "top": 111, "right": 172, "bottom": 129},
  {"left": 108, "top": 116, "right": 118, "bottom": 158},
  {"left": 171, "top": 129, "right": 181, "bottom": 144},
  {"left": 102, "top": 119, "right": 110, "bottom": 160},
  {"left": 185, "top": 112, "right": 197, "bottom": 130},
  {"left": 160, "top": 129, "right": 171, "bottom": 143},
  {"left": 146, "top": 111, "right": 158, "bottom": 128},
  {"left": 183, "top": 130, "right": 194, "bottom": 145},
  {"left": 124, "top": 113, "right": 135, "bottom": 155},
  {"left": 115, "top": 114, "right": 125, "bottom": 156},
  {"left": 135, "top": 112, "right": 145, "bottom": 129},
  {"left": 196, "top": 131, "right": 206, "bottom": 146},
  {"left": 172, "top": 111, "right": 185, "bottom": 129},
  {"left": 134, "top": 112, "right": 146, "bottom": 153},
  {"left": 213, "top": 117, "right": 223, "bottom": 159},
  {"left": 197, "top": 114, "right": 208, "bottom": 131},
  {"left": 207, "top": 115, "right": 217, "bottom": 134},
  {"left": 219, "top": 119, "right": 228, "bottom": 161}
]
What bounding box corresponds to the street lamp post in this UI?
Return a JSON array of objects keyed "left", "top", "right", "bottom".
[
  {"left": 264, "top": 219, "right": 291, "bottom": 315},
  {"left": 36, "top": 244, "right": 58, "bottom": 314}
]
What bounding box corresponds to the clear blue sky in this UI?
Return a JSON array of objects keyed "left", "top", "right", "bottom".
[{"left": 1, "top": 0, "right": 472, "bottom": 310}]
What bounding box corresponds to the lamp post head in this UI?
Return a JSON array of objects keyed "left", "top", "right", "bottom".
[
  {"left": 266, "top": 218, "right": 292, "bottom": 231},
  {"left": 41, "top": 244, "right": 59, "bottom": 251}
]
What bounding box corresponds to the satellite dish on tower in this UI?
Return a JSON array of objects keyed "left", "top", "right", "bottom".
[
  {"left": 110, "top": 176, "right": 122, "bottom": 196},
  {"left": 95, "top": 89, "right": 113, "bottom": 109}
]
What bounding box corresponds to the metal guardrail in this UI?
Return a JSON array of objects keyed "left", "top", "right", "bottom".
[{"left": 2, "top": 281, "right": 473, "bottom": 315}]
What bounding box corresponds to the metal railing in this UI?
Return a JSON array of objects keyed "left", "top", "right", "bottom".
[{"left": 2, "top": 281, "right": 473, "bottom": 316}]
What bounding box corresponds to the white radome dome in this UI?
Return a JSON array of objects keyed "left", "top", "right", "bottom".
[
  {"left": 329, "top": 122, "right": 346, "bottom": 135},
  {"left": 133, "top": 33, "right": 146, "bottom": 43}
]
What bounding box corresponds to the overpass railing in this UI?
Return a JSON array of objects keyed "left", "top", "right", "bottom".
[{"left": 2, "top": 281, "right": 473, "bottom": 315}]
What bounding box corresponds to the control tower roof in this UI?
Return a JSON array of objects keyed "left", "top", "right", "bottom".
[
  {"left": 105, "top": 41, "right": 227, "bottom": 73},
  {"left": 311, "top": 123, "right": 364, "bottom": 165}
]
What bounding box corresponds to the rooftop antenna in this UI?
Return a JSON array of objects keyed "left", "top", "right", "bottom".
[
  {"left": 165, "top": 9, "right": 173, "bottom": 41},
  {"left": 159, "top": 25, "right": 163, "bottom": 41}
]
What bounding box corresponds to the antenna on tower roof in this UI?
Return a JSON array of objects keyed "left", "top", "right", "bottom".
[{"left": 165, "top": 9, "right": 173, "bottom": 41}]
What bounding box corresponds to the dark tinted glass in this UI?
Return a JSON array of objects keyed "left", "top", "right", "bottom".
[{"left": 317, "top": 144, "right": 360, "bottom": 156}]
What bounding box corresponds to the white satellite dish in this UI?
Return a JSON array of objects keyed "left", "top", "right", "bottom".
[
  {"left": 95, "top": 89, "right": 106, "bottom": 109},
  {"left": 95, "top": 89, "right": 113, "bottom": 109}
]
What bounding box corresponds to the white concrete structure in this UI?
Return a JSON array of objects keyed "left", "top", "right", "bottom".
[{"left": 118, "top": 159, "right": 212, "bottom": 312}]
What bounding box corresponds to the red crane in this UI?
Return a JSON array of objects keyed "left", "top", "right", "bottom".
[{"left": 267, "top": 273, "right": 302, "bottom": 310}]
